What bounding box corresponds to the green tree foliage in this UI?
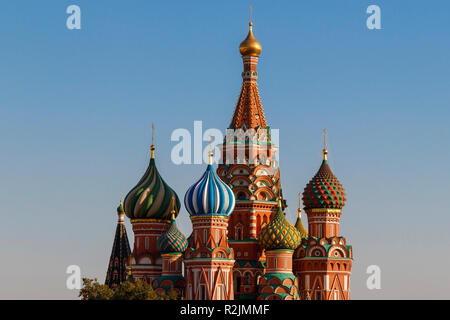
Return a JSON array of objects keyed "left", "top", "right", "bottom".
[
  {"left": 112, "top": 279, "right": 161, "bottom": 300},
  {"left": 79, "top": 278, "right": 114, "bottom": 300},
  {"left": 164, "top": 288, "right": 181, "bottom": 300},
  {"left": 79, "top": 278, "right": 182, "bottom": 300}
]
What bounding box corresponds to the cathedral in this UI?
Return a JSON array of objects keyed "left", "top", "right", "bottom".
[{"left": 105, "top": 21, "right": 353, "bottom": 300}]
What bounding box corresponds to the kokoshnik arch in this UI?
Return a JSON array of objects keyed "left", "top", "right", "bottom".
[{"left": 104, "top": 20, "right": 353, "bottom": 300}]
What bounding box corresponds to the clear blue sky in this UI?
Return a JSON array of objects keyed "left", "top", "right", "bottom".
[{"left": 0, "top": 0, "right": 449, "bottom": 299}]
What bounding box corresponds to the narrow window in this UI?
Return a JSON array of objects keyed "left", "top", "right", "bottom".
[
  {"left": 216, "top": 285, "right": 223, "bottom": 299},
  {"left": 200, "top": 285, "right": 207, "bottom": 299},
  {"left": 315, "top": 290, "right": 322, "bottom": 300},
  {"left": 334, "top": 290, "right": 339, "bottom": 300}
]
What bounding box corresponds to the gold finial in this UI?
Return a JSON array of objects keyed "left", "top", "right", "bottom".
[
  {"left": 208, "top": 135, "right": 213, "bottom": 165},
  {"left": 239, "top": 7, "right": 262, "bottom": 57},
  {"left": 150, "top": 123, "right": 155, "bottom": 159},
  {"left": 170, "top": 196, "right": 176, "bottom": 220},
  {"left": 120, "top": 190, "right": 123, "bottom": 204},
  {"left": 322, "top": 128, "right": 328, "bottom": 160},
  {"left": 297, "top": 192, "right": 302, "bottom": 217},
  {"left": 277, "top": 196, "right": 283, "bottom": 208}
]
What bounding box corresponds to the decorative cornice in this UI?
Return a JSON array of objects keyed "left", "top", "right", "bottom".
[
  {"left": 306, "top": 208, "right": 342, "bottom": 214},
  {"left": 130, "top": 218, "right": 171, "bottom": 224},
  {"left": 189, "top": 215, "right": 230, "bottom": 222}
]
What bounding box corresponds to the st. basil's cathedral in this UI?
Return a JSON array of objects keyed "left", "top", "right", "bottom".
[{"left": 105, "top": 21, "right": 353, "bottom": 300}]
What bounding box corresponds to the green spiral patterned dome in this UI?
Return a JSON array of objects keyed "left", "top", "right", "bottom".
[
  {"left": 157, "top": 217, "right": 188, "bottom": 253},
  {"left": 124, "top": 146, "right": 180, "bottom": 220},
  {"left": 303, "top": 156, "right": 346, "bottom": 210},
  {"left": 258, "top": 202, "right": 302, "bottom": 251}
]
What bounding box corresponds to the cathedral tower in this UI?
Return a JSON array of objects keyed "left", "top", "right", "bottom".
[
  {"left": 257, "top": 198, "right": 302, "bottom": 300},
  {"left": 293, "top": 131, "right": 353, "bottom": 300},
  {"left": 123, "top": 131, "right": 181, "bottom": 284},
  {"left": 105, "top": 200, "right": 131, "bottom": 289},
  {"left": 152, "top": 197, "right": 188, "bottom": 297},
  {"left": 183, "top": 151, "right": 236, "bottom": 300},
  {"left": 217, "top": 21, "right": 283, "bottom": 300}
]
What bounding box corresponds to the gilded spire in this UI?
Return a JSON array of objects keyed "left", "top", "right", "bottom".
[
  {"left": 208, "top": 134, "right": 213, "bottom": 165},
  {"left": 295, "top": 193, "right": 308, "bottom": 238},
  {"left": 322, "top": 128, "right": 328, "bottom": 161},
  {"left": 170, "top": 196, "right": 176, "bottom": 220},
  {"left": 239, "top": 7, "right": 262, "bottom": 57},
  {"left": 150, "top": 123, "right": 155, "bottom": 159}
]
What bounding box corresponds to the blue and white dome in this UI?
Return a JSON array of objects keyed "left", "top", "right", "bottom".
[{"left": 184, "top": 164, "right": 235, "bottom": 216}]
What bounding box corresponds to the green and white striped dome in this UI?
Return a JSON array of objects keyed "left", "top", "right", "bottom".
[{"left": 124, "top": 145, "right": 180, "bottom": 220}]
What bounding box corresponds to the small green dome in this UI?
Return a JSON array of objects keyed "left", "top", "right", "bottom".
[
  {"left": 157, "top": 218, "right": 188, "bottom": 254},
  {"left": 117, "top": 200, "right": 125, "bottom": 214},
  {"left": 258, "top": 203, "right": 302, "bottom": 251}
]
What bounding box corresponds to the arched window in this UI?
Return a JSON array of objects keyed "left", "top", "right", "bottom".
[
  {"left": 200, "top": 285, "right": 207, "bottom": 300},
  {"left": 333, "top": 290, "right": 339, "bottom": 300},
  {"left": 235, "top": 224, "right": 243, "bottom": 240},
  {"left": 315, "top": 290, "right": 322, "bottom": 300},
  {"left": 234, "top": 273, "right": 241, "bottom": 294},
  {"left": 237, "top": 192, "right": 247, "bottom": 200},
  {"left": 244, "top": 272, "right": 252, "bottom": 285}
]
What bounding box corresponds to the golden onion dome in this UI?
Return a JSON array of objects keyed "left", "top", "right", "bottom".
[{"left": 239, "top": 22, "right": 262, "bottom": 57}]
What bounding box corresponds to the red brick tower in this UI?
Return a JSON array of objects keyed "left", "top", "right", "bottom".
[
  {"left": 293, "top": 131, "right": 353, "bottom": 300},
  {"left": 257, "top": 198, "right": 302, "bottom": 300},
  {"left": 152, "top": 198, "right": 189, "bottom": 298},
  {"left": 217, "top": 21, "right": 284, "bottom": 300},
  {"left": 183, "top": 152, "right": 236, "bottom": 300}
]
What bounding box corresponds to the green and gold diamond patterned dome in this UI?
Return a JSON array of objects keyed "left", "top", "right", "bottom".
[
  {"left": 258, "top": 199, "right": 302, "bottom": 251},
  {"left": 124, "top": 144, "right": 180, "bottom": 220}
]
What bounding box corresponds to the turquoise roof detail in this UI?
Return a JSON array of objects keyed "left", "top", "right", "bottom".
[{"left": 157, "top": 218, "right": 188, "bottom": 254}]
